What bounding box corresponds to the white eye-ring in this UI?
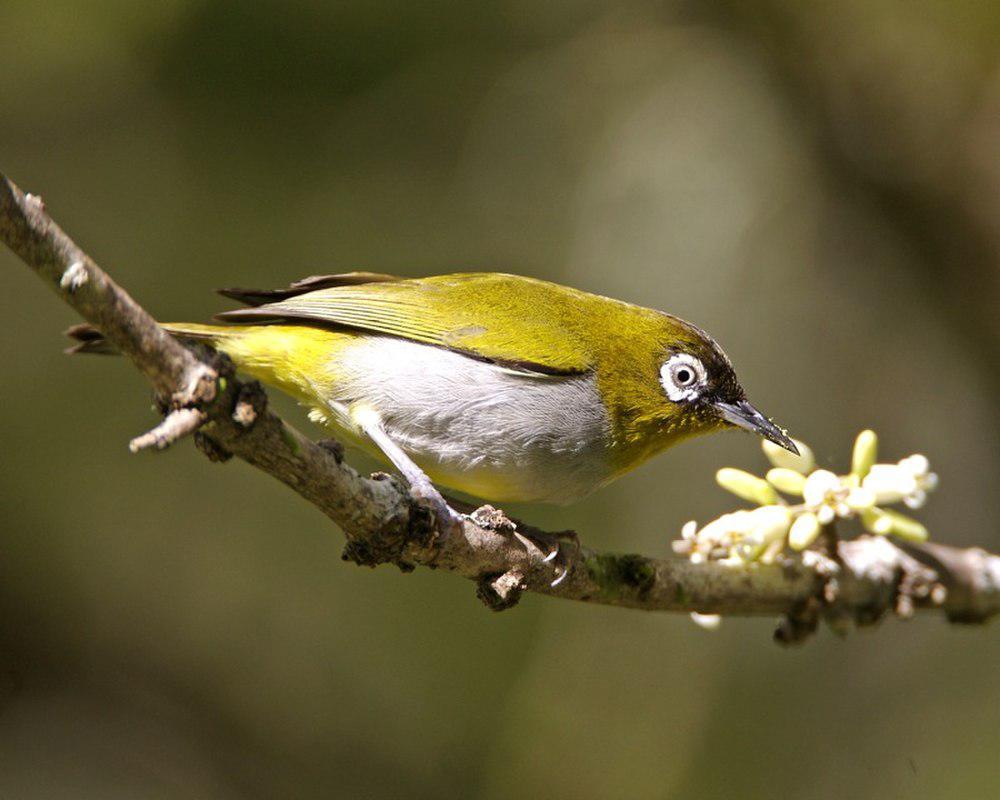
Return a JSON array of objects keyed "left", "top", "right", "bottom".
[{"left": 660, "top": 353, "right": 707, "bottom": 402}]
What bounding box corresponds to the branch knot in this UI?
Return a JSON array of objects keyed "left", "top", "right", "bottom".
[{"left": 476, "top": 569, "right": 526, "bottom": 611}]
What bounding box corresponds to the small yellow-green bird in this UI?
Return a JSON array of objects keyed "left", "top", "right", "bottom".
[{"left": 71, "top": 272, "right": 795, "bottom": 527}]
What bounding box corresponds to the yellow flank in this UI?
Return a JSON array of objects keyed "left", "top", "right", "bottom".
[{"left": 164, "top": 322, "right": 354, "bottom": 409}]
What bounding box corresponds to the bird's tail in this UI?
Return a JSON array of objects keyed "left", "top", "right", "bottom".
[
  {"left": 65, "top": 320, "right": 347, "bottom": 411},
  {"left": 65, "top": 321, "right": 229, "bottom": 355}
]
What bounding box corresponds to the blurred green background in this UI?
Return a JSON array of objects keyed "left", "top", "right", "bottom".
[{"left": 2, "top": 1, "right": 999, "bottom": 797}]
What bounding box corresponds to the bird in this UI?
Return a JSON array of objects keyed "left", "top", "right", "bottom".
[{"left": 69, "top": 271, "right": 796, "bottom": 533}]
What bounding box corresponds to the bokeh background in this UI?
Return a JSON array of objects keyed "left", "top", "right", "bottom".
[{"left": 2, "top": 1, "right": 999, "bottom": 797}]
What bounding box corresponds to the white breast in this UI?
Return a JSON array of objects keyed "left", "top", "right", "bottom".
[{"left": 320, "top": 336, "right": 612, "bottom": 503}]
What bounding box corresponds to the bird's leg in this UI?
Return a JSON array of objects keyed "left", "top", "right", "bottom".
[{"left": 359, "top": 416, "right": 464, "bottom": 537}]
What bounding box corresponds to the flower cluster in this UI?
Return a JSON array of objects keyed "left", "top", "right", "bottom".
[{"left": 673, "top": 430, "right": 937, "bottom": 568}]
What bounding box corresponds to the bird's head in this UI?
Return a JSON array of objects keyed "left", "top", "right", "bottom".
[{"left": 600, "top": 311, "right": 797, "bottom": 458}]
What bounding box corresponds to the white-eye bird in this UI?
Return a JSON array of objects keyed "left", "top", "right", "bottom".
[{"left": 70, "top": 272, "right": 795, "bottom": 529}]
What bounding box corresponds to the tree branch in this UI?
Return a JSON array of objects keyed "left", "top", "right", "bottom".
[{"left": 2, "top": 171, "right": 997, "bottom": 643}]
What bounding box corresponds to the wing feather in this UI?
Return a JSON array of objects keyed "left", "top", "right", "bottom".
[
  {"left": 217, "top": 272, "right": 401, "bottom": 306},
  {"left": 215, "top": 273, "right": 595, "bottom": 375}
]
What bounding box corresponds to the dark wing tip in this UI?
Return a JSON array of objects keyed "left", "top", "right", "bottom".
[
  {"left": 213, "top": 308, "right": 288, "bottom": 323},
  {"left": 217, "top": 272, "right": 401, "bottom": 307},
  {"left": 216, "top": 287, "right": 275, "bottom": 306}
]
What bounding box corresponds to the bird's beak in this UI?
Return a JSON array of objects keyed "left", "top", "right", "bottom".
[{"left": 713, "top": 399, "right": 799, "bottom": 454}]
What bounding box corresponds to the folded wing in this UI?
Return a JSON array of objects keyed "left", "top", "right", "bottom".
[{"left": 215, "top": 272, "right": 594, "bottom": 376}]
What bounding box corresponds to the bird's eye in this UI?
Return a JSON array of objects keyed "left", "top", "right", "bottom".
[
  {"left": 660, "top": 353, "right": 706, "bottom": 402},
  {"left": 673, "top": 366, "right": 695, "bottom": 386}
]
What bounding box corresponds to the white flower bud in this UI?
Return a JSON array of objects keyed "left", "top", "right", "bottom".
[
  {"left": 762, "top": 438, "right": 815, "bottom": 473},
  {"left": 716, "top": 468, "right": 778, "bottom": 506},
  {"left": 861, "top": 508, "right": 892, "bottom": 535},
  {"left": 880, "top": 509, "right": 929, "bottom": 541},
  {"left": 696, "top": 510, "right": 753, "bottom": 544},
  {"left": 788, "top": 512, "right": 821, "bottom": 550},
  {"left": 899, "top": 454, "right": 929, "bottom": 476},
  {"left": 851, "top": 430, "right": 878, "bottom": 479},
  {"left": 862, "top": 464, "right": 917, "bottom": 505},
  {"left": 816, "top": 505, "right": 836, "bottom": 525},
  {"left": 861, "top": 508, "right": 928, "bottom": 541},
  {"left": 802, "top": 470, "right": 842, "bottom": 507},
  {"left": 766, "top": 468, "right": 806, "bottom": 496},
  {"left": 845, "top": 487, "right": 876, "bottom": 511},
  {"left": 748, "top": 505, "right": 793, "bottom": 543},
  {"left": 729, "top": 506, "right": 792, "bottom": 562},
  {"left": 903, "top": 490, "right": 927, "bottom": 510}
]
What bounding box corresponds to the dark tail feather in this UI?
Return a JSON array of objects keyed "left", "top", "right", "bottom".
[
  {"left": 64, "top": 323, "right": 119, "bottom": 355},
  {"left": 217, "top": 271, "right": 400, "bottom": 306},
  {"left": 69, "top": 273, "right": 402, "bottom": 352},
  {"left": 65, "top": 321, "right": 222, "bottom": 355}
]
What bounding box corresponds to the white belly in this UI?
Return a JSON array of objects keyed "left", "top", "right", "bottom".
[{"left": 318, "top": 337, "right": 612, "bottom": 503}]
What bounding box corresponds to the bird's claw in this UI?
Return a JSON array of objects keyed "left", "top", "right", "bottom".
[
  {"left": 514, "top": 527, "right": 578, "bottom": 586},
  {"left": 547, "top": 530, "right": 580, "bottom": 586}
]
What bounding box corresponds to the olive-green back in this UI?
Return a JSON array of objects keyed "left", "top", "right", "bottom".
[{"left": 216, "top": 272, "right": 691, "bottom": 376}]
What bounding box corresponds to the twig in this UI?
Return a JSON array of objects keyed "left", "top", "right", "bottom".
[
  {"left": 129, "top": 407, "right": 208, "bottom": 452},
  {"left": 1, "top": 171, "right": 998, "bottom": 643}
]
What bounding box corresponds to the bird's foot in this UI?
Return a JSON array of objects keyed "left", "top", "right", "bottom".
[
  {"left": 526, "top": 528, "right": 579, "bottom": 587},
  {"left": 468, "top": 505, "right": 578, "bottom": 587}
]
